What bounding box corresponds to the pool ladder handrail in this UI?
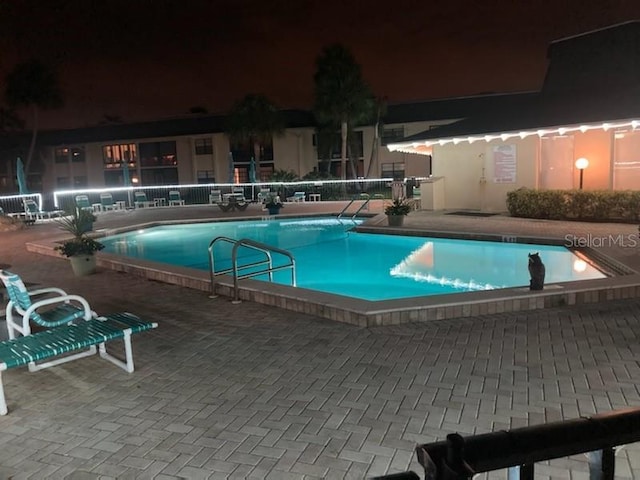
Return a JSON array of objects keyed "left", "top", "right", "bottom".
[
  {"left": 337, "top": 194, "right": 371, "bottom": 224},
  {"left": 208, "top": 236, "right": 296, "bottom": 304}
]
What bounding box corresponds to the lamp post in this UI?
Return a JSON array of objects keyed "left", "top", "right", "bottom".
[{"left": 575, "top": 157, "right": 589, "bottom": 190}]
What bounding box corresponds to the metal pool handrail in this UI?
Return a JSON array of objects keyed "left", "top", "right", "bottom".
[
  {"left": 337, "top": 194, "right": 371, "bottom": 224},
  {"left": 208, "top": 236, "right": 296, "bottom": 303}
]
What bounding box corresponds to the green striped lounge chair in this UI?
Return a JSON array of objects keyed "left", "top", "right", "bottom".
[
  {"left": 134, "top": 191, "right": 155, "bottom": 208},
  {"left": 0, "top": 269, "right": 95, "bottom": 342},
  {"left": 168, "top": 190, "right": 185, "bottom": 206},
  {"left": 23, "top": 199, "right": 64, "bottom": 220},
  {"left": 100, "top": 192, "right": 119, "bottom": 211},
  {"left": 75, "top": 194, "right": 93, "bottom": 212}
]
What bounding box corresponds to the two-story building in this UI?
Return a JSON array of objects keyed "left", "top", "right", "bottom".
[{"left": 0, "top": 93, "right": 535, "bottom": 199}]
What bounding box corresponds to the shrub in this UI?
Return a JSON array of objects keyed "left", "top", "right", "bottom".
[
  {"left": 55, "top": 236, "right": 104, "bottom": 257},
  {"left": 506, "top": 188, "right": 640, "bottom": 222},
  {"left": 270, "top": 169, "right": 298, "bottom": 182}
]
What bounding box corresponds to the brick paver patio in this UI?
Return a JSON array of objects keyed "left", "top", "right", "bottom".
[{"left": 1, "top": 205, "right": 639, "bottom": 479}]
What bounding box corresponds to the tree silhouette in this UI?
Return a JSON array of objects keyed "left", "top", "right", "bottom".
[
  {"left": 0, "top": 107, "right": 24, "bottom": 133},
  {"left": 226, "top": 94, "right": 284, "bottom": 178},
  {"left": 5, "top": 59, "right": 63, "bottom": 173},
  {"left": 313, "top": 44, "right": 374, "bottom": 180}
]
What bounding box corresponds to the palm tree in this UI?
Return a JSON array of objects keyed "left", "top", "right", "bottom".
[
  {"left": 365, "top": 97, "right": 387, "bottom": 178},
  {"left": 0, "top": 107, "right": 24, "bottom": 133},
  {"left": 5, "top": 59, "right": 63, "bottom": 173},
  {"left": 313, "top": 44, "right": 374, "bottom": 180},
  {"left": 226, "top": 94, "right": 284, "bottom": 178},
  {"left": 314, "top": 122, "right": 340, "bottom": 175}
]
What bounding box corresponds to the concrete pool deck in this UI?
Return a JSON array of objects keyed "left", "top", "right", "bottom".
[
  {"left": 23, "top": 202, "right": 640, "bottom": 327},
  {"left": 1, "top": 203, "right": 640, "bottom": 478}
]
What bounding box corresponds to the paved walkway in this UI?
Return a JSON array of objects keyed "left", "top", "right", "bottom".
[{"left": 1, "top": 205, "right": 640, "bottom": 479}]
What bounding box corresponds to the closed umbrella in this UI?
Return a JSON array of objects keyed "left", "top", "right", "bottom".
[
  {"left": 16, "top": 157, "right": 28, "bottom": 195},
  {"left": 249, "top": 157, "right": 257, "bottom": 183}
]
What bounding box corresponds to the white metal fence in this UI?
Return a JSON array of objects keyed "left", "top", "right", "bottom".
[
  {"left": 50, "top": 179, "right": 409, "bottom": 211},
  {"left": 0, "top": 178, "right": 425, "bottom": 215},
  {"left": 0, "top": 193, "right": 43, "bottom": 215}
]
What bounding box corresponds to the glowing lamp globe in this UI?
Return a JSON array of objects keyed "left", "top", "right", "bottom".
[{"left": 575, "top": 157, "right": 589, "bottom": 170}]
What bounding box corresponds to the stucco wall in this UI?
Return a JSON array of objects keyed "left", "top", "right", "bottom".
[
  {"left": 174, "top": 138, "right": 193, "bottom": 183},
  {"left": 432, "top": 137, "right": 538, "bottom": 212},
  {"left": 274, "top": 129, "right": 316, "bottom": 177},
  {"left": 573, "top": 129, "right": 612, "bottom": 190}
]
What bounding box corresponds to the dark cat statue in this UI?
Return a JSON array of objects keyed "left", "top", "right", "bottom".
[{"left": 528, "top": 252, "right": 545, "bottom": 291}]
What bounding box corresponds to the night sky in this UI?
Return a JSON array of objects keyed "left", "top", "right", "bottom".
[{"left": 1, "top": 0, "right": 640, "bottom": 129}]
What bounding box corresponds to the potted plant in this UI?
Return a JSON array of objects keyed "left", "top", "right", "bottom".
[
  {"left": 264, "top": 193, "right": 284, "bottom": 215},
  {"left": 55, "top": 209, "right": 104, "bottom": 276},
  {"left": 384, "top": 198, "right": 412, "bottom": 226}
]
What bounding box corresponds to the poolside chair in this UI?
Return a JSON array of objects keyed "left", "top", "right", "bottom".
[
  {"left": 0, "top": 269, "right": 95, "bottom": 341},
  {"left": 232, "top": 187, "right": 247, "bottom": 202},
  {"left": 23, "top": 199, "right": 63, "bottom": 220},
  {"left": 168, "top": 190, "right": 185, "bottom": 206},
  {"left": 99, "top": 192, "right": 121, "bottom": 211},
  {"left": 133, "top": 191, "right": 155, "bottom": 208},
  {"left": 209, "top": 190, "right": 222, "bottom": 204},
  {"left": 217, "top": 195, "right": 249, "bottom": 212},
  {"left": 286, "top": 191, "right": 306, "bottom": 202},
  {"left": 75, "top": 195, "right": 93, "bottom": 212}
]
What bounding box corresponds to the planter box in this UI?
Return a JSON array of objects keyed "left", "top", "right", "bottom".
[
  {"left": 70, "top": 255, "right": 97, "bottom": 276},
  {"left": 387, "top": 215, "right": 405, "bottom": 227}
]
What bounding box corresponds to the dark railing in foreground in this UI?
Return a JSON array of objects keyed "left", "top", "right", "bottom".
[{"left": 373, "top": 407, "right": 640, "bottom": 480}]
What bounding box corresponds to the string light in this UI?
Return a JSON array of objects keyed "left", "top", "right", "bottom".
[{"left": 387, "top": 119, "right": 640, "bottom": 154}]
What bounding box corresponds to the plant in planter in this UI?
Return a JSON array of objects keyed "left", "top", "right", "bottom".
[
  {"left": 264, "top": 193, "right": 284, "bottom": 215},
  {"left": 56, "top": 208, "right": 97, "bottom": 236},
  {"left": 384, "top": 198, "right": 412, "bottom": 226},
  {"left": 55, "top": 209, "right": 104, "bottom": 276}
]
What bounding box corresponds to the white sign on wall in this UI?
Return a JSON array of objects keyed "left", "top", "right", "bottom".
[{"left": 493, "top": 144, "right": 517, "bottom": 183}]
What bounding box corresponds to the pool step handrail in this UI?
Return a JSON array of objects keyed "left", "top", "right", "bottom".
[
  {"left": 337, "top": 194, "right": 371, "bottom": 224},
  {"left": 337, "top": 198, "right": 357, "bottom": 220},
  {"left": 350, "top": 194, "right": 371, "bottom": 221},
  {"left": 208, "top": 236, "right": 296, "bottom": 303}
]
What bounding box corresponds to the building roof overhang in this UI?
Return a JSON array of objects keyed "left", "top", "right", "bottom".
[
  {"left": 388, "top": 119, "right": 640, "bottom": 155},
  {"left": 388, "top": 88, "right": 640, "bottom": 155}
]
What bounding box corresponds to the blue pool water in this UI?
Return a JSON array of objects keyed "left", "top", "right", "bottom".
[{"left": 100, "top": 217, "right": 606, "bottom": 301}]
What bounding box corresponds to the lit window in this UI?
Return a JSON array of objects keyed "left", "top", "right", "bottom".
[
  {"left": 103, "top": 144, "right": 137, "bottom": 168},
  {"left": 55, "top": 148, "right": 69, "bottom": 164}
]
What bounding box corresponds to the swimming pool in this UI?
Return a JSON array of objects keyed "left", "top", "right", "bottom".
[{"left": 99, "top": 217, "right": 606, "bottom": 301}]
